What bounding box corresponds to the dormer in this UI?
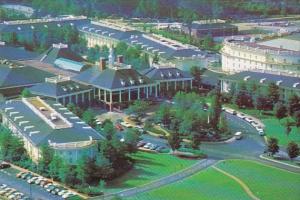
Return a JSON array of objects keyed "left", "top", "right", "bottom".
[
  {"left": 31, "top": 25, "right": 35, "bottom": 29},
  {"left": 260, "top": 78, "right": 266, "bottom": 83},
  {"left": 176, "top": 72, "right": 181, "bottom": 77},
  {"left": 168, "top": 71, "right": 172, "bottom": 77},
  {"left": 244, "top": 76, "right": 251, "bottom": 81},
  {"left": 293, "top": 82, "right": 300, "bottom": 88},
  {"left": 160, "top": 73, "right": 164, "bottom": 78},
  {"left": 120, "top": 79, "right": 126, "bottom": 86},
  {"left": 139, "top": 77, "right": 144, "bottom": 84},
  {"left": 130, "top": 79, "right": 135, "bottom": 85},
  {"left": 276, "top": 80, "right": 282, "bottom": 86}
]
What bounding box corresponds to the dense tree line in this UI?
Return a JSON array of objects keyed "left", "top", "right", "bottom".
[
  {"left": 20, "top": 0, "right": 300, "bottom": 19},
  {"left": 155, "top": 91, "right": 230, "bottom": 151}
]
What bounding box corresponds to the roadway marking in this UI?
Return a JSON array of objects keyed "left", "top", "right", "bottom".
[{"left": 212, "top": 165, "right": 260, "bottom": 200}]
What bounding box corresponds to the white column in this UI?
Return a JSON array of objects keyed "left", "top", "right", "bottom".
[
  {"left": 119, "top": 90, "right": 122, "bottom": 102},
  {"left": 166, "top": 81, "right": 169, "bottom": 91},
  {"left": 190, "top": 80, "right": 193, "bottom": 89},
  {"left": 63, "top": 97, "right": 66, "bottom": 105},
  {"left": 75, "top": 94, "right": 78, "bottom": 104},
  {"left": 175, "top": 81, "right": 177, "bottom": 90},
  {"left": 182, "top": 80, "right": 185, "bottom": 89},
  {"left": 150, "top": 86, "right": 153, "bottom": 95},
  {"left": 155, "top": 85, "right": 158, "bottom": 97},
  {"left": 128, "top": 89, "right": 131, "bottom": 101},
  {"left": 81, "top": 93, "right": 84, "bottom": 102},
  {"left": 98, "top": 89, "right": 101, "bottom": 100},
  {"left": 104, "top": 90, "right": 107, "bottom": 102},
  {"left": 88, "top": 92, "right": 91, "bottom": 102},
  {"left": 137, "top": 88, "right": 140, "bottom": 99},
  {"left": 146, "top": 87, "right": 149, "bottom": 98},
  {"left": 110, "top": 91, "right": 112, "bottom": 103},
  {"left": 69, "top": 96, "right": 72, "bottom": 104}
]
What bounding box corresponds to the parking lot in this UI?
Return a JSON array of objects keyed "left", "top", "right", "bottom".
[{"left": 0, "top": 168, "right": 61, "bottom": 200}]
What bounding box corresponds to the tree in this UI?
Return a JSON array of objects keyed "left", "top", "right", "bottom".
[
  {"left": 82, "top": 109, "right": 96, "bottom": 127},
  {"left": 156, "top": 103, "right": 172, "bottom": 127},
  {"left": 274, "top": 103, "right": 287, "bottom": 120},
  {"left": 209, "top": 89, "right": 222, "bottom": 129},
  {"left": 168, "top": 131, "right": 181, "bottom": 151},
  {"left": 128, "top": 100, "right": 149, "bottom": 118},
  {"left": 123, "top": 128, "right": 140, "bottom": 153},
  {"left": 21, "top": 88, "right": 32, "bottom": 98},
  {"left": 287, "top": 142, "right": 299, "bottom": 160},
  {"left": 178, "top": 8, "right": 198, "bottom": 39},
  {"left": 190, "top": 66, "right": 202, "bottom": 88},
  {"left": 38, "top": 145, "right": 54, "bottom": 175},
  {"left": 152, "top": 52, "right": 159, "bottom": 65},
  {"left": 267, "top": 82, "right": 280, "bottom": 104},
  {"left": 218, "top": 114, "right": 229, "bottom": 135},
  {"left": 267, "top": 137, "right": 279, "bottom": 156},
  {"left": 294, "top": 111, "right": 300, "bottom": 128},
  {"left": 288, "top": 94, "right": 300, "bottom": 116},
  {"left": 103, "top": 120, "right": 115, "bottom": 140},
  {"left": 191, "top": 132, "right": 201, "bottom": 150},
  {"left": 49, "top": 154, "right": 64, "bottom": 180}
]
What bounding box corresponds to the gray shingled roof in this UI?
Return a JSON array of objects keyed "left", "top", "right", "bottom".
[
  {"left": 29, "top": 80, "right": 93, "bottom": 98},
  {"left": 142, "top": 67, "right": 192, "bottom": 81},
  {"left": 0, "top": 45, "right": 38, "bottom": 61},
  {"left": 0, "top": 18, "right": 89, "bottom": 33},
  {"left": 73, "top": 66, "right": 154, "bottom": 90},
  {"left": 39, "top": 46, "right": 85, "bottom": 64},
  {"left": 221, "top": 71, "right": 300, "bottom": 90},
  {"left": 0, "top": 64, "right": 54, "bottom": 89},
  {"left": 0, "top": 99, "right": 104, "bottom": 146}
]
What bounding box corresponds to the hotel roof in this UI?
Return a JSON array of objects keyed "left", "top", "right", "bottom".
[
  {"left": 79, "top": 23, "right": 203, "bottom": 60},
  {"left": 189, "top": 23, "right": 237, "bottom": 30},
  {"left": 0, "top": 98, "right": 104, "bottom": 146},
  {"left": 221, "top": 71, "right": 300, "bottom": 90},
  {"left": 142, "top": 66, "right": 192, "bottom": 81},
  {"left": 73, "top": 65, "right": 154, "bottom": 90},
  {"left": 0, "top": 60, "right": 54, "bottom": 89},
  {"left": 0, "top": 45, "right": 38, "bottom": 61},
  {"left": 29, "top": 76, "right": 93, "bottom": 98}
]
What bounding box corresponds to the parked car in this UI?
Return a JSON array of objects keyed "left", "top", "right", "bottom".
[
  {"left": 143, "top": 143, "right": 152, "bottom": 149},
  {"left": 156, "top": 146, "right": 166, "bottom": 152},
  {"left": 0, "top": 162, "right": 11, "bottom": 169},
  {"left": 137, "top": 141, "right": 146, "bottom": 147},
  {"left": 0, "top": 184, "right": 7, "bottom": 189},
  {"left": 27, "top": 176, "right": 39, "bottom": 184},
  {"left": 46, "top": 185, "right": 56, "bottom": 192},
  {"left": 234, "top": 132, "right": 243, "bottom": 140},
  {"left": 62, "top": 192, "right": 75, "bottom": 199},
  {"left": 44, "top": 183, "right": 53, "bottom": 189},
  {"left": 58, "top": 190, "right": 68, "bottom": 196},
  {"left": 16, "top": 172, "right": 26, "bottom": 178}
]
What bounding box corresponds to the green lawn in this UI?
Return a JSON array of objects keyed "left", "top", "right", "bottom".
[
  {"left": 217, "top": 160, "right": 300, "bottom": 200},
  {"left": 104, "top": 152, "right": 197, "bottom": 193},
  {"left": 126, "top": 167, "right": 252, "bottom": 200},
  {"left": 263, "top": 118, "right": 300, "bottom": 146}
]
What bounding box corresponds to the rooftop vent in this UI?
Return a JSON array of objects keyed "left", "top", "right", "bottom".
[
  {"left": 139, "top": 77, "right": 144, "bottom": 84},
  {"left": 17, "top": 27, "right": 21, "bottom": 30}
]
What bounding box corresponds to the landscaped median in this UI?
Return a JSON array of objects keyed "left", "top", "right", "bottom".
[{"left": 125, "top": 159, "right": 300, "bottom": 200}]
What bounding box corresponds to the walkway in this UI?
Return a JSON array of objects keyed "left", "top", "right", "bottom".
[
  {"left": 93, "top": 159, "right": 217, "bottom": 199},
  {"left": 212, "top": 166, "right": 260, "bottom": 200}
]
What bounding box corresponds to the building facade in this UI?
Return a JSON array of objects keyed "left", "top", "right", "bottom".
[
  {"left": 220, "top": 71, "right": 300, "bottom": 101},
  {"left": 0, "top": 97, "right": 104, "bottom": 164},
  {"left": 221, "top": 37, "right": 300, "bottom": 76}
]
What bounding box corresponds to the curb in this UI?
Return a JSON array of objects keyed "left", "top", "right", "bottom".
[{"left": 259, "top": 154, "right": 300, "bottom": 169}]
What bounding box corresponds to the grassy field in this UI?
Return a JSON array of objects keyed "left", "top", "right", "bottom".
[
  {"left": 217, "top": 160, "right": 300, "bottom": 200},
  {"left": 125, "top": 167, "right": 252, "bottom": 200},
  {"left": 126, "top": 160, "right": 300, "bottom": 200},
  {"left": 104, "top": 152, "right": 197, "bottom": 193},
  {"left": 263, "top": 118, "right": 300, "bottom": 146}
]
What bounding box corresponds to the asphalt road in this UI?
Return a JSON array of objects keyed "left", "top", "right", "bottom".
[{"left": 0, "top": 169, "right": 62, "bottom": 200}]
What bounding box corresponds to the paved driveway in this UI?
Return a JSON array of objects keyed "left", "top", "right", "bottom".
[{"left": 0, "top": 169, "right": 62, "bottom": 200}]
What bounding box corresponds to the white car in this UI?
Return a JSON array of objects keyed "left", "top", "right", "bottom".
[
  {"left": 234, "top": 132, "right": 243, "bottom": 140},
  {"left": 62, "top": 192, "right": 75, "bottom": 199},
  {"left": 258, "top": 130, "right": 265, "bottom": 136},
  {"left": 58, "top": 190, "right": 68, "bottom": 196},
  {"left": 143, "top": 143, "right": 152, "bottom": 149},
  {"left": 0, "top": 184, "right": 7, "bottom": 189},
  {"left": 27, "top": 176, "right": 39, "bottom": 184}
]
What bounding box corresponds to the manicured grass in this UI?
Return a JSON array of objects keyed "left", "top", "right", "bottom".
[
  {"left": 217, "top": 160, "right": 300, "bottom": 200},
  {"left": 263, "top": 118, "right": 300, "bottom": 146},
  {"left": 104, "top": 152, "right": 197, "bottom": 193},
  {"left": 126, "top": 167, "right": 252, "bottom": 200}
]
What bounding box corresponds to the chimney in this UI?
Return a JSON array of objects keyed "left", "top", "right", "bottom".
[
  {"left": 117, "top": 55, "right": 124, "bottom": 63},
  {"left": 99, "top": 57, "right": 106, "bottom": 71}
]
